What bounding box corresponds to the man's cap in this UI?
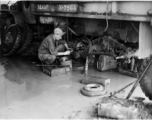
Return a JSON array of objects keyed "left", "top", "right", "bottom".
[
  {"left": 54, "top": 27, "right": 66, "bottom": 36},
  {"left": 58, "top": 21, "right": 67, "bottom": 28}
]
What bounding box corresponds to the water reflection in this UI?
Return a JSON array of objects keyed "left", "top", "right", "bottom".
[
  {"left": 0, "top": 57, "right": 48, "bottom": 102},
  {"left": 0, "top": 57, "right": 40, "bottom": 84}
]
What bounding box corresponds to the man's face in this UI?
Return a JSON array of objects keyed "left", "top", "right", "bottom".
[{"left": 54, "top": 33, "right": 62, "bottom": 40}]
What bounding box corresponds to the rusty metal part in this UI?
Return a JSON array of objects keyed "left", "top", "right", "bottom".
[
  {"left": 73, "top": 37, "right": 92, "bottom": 60},
  {"left": 90, "top": 36, "right": 127, "bottom": 57},
  {"left": 97, "top": 97, "right": 152, "bottom": 119},
  {"left": 126, "top": 56, "right": 152, "bottom": 99}
]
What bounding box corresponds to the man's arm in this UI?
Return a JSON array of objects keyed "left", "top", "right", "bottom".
[
  {"left": 59, "top": 40, "right": 71, "bottom": 50},
  {"left": 57, "top": 51, "right": 71, "bottom": 56},
  {"left": 64, "top": 43, "right": 70, "bottom": 49},
  {"left": 53, "top": 44, "right": 71, "bottom": 56},
  {"left": 64, "top": 43, "right": 73, "bottom": 53},
  {"left": 57, "top": 52, "right": 66, "bottom": 56}
]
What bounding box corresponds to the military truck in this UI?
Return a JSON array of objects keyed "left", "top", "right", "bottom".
[{"left": 0, "top": 1, "right": 152, "bottom": 100}]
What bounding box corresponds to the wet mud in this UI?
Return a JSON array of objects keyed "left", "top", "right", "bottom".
[{"left": 0, "top": 57, "right": 150, "bottom": 119}]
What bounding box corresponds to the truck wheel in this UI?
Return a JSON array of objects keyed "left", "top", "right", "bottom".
[
  {"left": 17, "top": 24, "right": 32, "bottom": 54},
  {"left": 2, "top": 24, "right": 22, "bottom": 56},
  {"left": 16, "top": 24, "right": 28, "bottom": 55},
  {"left": 139, "top": 55, "right": 152, "bottom": 100}
]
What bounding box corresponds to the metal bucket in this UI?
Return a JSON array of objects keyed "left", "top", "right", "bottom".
[{"left": 59, "top": 56, "right": 72, "bottom": 69}]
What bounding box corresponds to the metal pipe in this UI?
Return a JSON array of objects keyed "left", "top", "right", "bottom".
[
  {"left": 84, "top": 56, "right": 89, "bottom": 75},
  {"left": 110, "top": 81, "right": 136, "bottom": 97},
  {"left": 126, "top": 56, "right": 152, "bottom": 99},
  {"left": 131, "top": 57, "right": 135, "bottom": 71}
]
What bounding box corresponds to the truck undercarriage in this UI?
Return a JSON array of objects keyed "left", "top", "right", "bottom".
[{"left": 0, "top": 1, "right": 152, "bottom": 118}]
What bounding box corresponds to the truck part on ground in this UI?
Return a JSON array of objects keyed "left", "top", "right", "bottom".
[{"left": 97, "top": 97, "right": 152, "bottom": 119}]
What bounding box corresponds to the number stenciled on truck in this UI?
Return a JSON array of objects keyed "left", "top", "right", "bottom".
[
  {"left": 39, "top": 17, "right": 54, "bottom": 24},
  {"left": 57, "top": 4, "right": 78, "bottom": 12},
  {"left": 36, "top": 4, "right": 55, "bottom": 12},
  {"left": 37, "top": 4, "right": 49, "bottom": 10}
]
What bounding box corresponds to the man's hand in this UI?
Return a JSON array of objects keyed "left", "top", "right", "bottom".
[
  {"left": 57, "top": 50, "right": 72, "bottom": 56},
  {"left": 64, "top": 50, "right": 71, "bottom": 55},
  {"left": 67, "top": 48, "right": 73, "bottom": 52}
]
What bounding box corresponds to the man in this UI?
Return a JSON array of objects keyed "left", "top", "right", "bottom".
[{"left": 38, "top": 27, "right": 71, "bottom": 64}]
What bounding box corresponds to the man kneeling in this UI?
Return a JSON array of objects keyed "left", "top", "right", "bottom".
[{"left": 38, "top": 27, "right": 71, "bottom": 64}]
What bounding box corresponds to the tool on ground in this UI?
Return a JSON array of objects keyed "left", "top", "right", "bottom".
[{"left": 109, "top": 80, "right": 136, "bottom": 97}]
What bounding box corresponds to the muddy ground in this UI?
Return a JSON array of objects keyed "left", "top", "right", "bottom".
[{"left": 0, "top": 56, "right": 150, "bottom": 119}]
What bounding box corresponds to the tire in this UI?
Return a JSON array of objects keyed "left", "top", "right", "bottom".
[
  {"left": 17, "top": 24, "right": 32, "bottom": 54},
  {"left": 2, "top": 24, "right": 22, "bottom": 56},
  {"left": 84, "top": 84, "right": 105, "bottom": 92},
  {"left": 81, "top": 84, "right": 107, "bottom": 97},
  {"left": 139, "top": 55, "right": 152, "bottom": 100},
  {"left": 15, "top": 24, "right": 28, "bottom": 55}
]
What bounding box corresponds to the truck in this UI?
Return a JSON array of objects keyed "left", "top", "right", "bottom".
[{"left": 0, "top": 1, "right": 152, "bottom": 100}]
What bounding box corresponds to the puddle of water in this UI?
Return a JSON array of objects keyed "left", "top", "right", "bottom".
[{"left": 0, "top": 56, "right": 150, "bottom": 119}]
